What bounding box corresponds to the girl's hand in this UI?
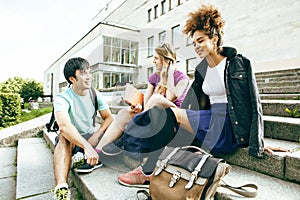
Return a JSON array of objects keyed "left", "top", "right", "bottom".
[
  {"left": 88, "top": 134, "right": 101, "bottom": 147},
  {"left": 264, "top": 146, "right": 291, "bottom": 154},
  {"left": 131, "top": 103, "right": 143, "bottom": 113}
]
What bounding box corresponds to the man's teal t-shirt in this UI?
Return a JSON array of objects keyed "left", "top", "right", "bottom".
[{"left": 54, "top": 87, "right": 109, "bottom": 135}]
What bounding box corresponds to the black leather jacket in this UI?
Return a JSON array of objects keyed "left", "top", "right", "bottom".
[{"left": 182, "top": 47, "right": 264, "bottom": 157}]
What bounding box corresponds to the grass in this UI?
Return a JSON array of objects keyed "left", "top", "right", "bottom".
[{"left": 19, "top": 106, "right": 52, "bottom": 123}]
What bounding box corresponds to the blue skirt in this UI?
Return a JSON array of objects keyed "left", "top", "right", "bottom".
[{"left": 186, "top": 103, "right": 238, "bottom": 154}]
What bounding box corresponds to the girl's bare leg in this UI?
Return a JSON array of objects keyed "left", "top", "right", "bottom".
[
  {"left": 95, "top": 109, "right": 136, "bottom": 150},
  {"left": 169, "top": 107, "right": 194, "bottom": 133}
]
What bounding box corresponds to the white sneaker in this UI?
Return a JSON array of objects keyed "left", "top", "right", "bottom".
[
  {"left": 54, "top": 184, "right": 70, "bottom": 200},
  {"left": 71, "top": 152, "right": 84, "bottom": 169}
]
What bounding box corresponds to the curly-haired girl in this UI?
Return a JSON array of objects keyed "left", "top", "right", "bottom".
[{"left": 117, "top": 4, "right": 289, "bottom": 188}]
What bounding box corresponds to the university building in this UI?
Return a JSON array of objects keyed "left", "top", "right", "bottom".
[{"left": 43, "top": 0, "right": 300, "bottom": 98}]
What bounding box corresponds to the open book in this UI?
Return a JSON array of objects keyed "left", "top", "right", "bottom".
[{"left": 123, "top": 83, "right": 144, "bottom": 106}]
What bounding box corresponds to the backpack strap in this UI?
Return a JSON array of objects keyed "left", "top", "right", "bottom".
[
  {"left": 46, "top": 108, "right": 59, "bottom": 133},
  {"left": 220, "top": 180, "right": 258, "bottom": 198},
  {"left": 89, "top": 87, "right": 98, "bottom": 127}
]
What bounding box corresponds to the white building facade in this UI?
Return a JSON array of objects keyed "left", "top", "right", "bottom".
[{"left": 43, "top": 0, "right": 300, "bottom": 98}]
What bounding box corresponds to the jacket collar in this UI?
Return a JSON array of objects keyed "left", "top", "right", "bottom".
[{"left": 220, "top": 46, "right": 237, "bottom": 60}]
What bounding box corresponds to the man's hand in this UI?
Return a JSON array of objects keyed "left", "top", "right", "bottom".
[{"left": 84, "top": 144, "right": 99, "bottom": 165}]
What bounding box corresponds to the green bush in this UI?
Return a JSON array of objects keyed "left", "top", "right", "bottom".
[{"left": 0, "top": 93, "right": 22, "bottom": 128}]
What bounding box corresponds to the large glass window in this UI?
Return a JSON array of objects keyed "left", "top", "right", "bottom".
[
  {"left": 148, "top": 36, "right": 154, "bottom": 57},
  {"left": 103, "top": 36, "right": 138, "bottom": 65},
  {"left": 186, "top": 35, "right": 193, "bottom": 46},
  {"left": 172, "top": 25, "right": 181, "bottom": 48},
  {"left": 161, "top": 1, "right": 166, "bottom": 15},
  {"left": 159, "top": 31, "right": 166, "bottom": 44},
  {"left": 92, "top": 72, "right": 100, "bottom": 89},
  {"left": 148, "top": 9, "right": 152, "bottom": 22},
  {"left": 154, "top": 5, "right": 158, "bottom": 19},
  {"left": 169, "top": 0, "right": 172, "bottom": 10},
  {"left": 186, "top": 57, "right": 197, "bottom": 79}
]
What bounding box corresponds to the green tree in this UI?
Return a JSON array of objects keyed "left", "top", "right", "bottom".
[
  {"left": 0, "top": 76, "right": 24, "bottom": 94},
  {"left": 20, "top": 79, "right": 44, "bottom": 102}
]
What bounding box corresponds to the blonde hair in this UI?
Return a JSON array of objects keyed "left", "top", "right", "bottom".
[{"left": 154, "top": 43, "right": 176, "bottom": 95}]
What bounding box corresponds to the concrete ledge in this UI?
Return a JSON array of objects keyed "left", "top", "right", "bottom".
[
  {"left": 218, "top": 138, "right": 300, "bottom": 182},
  {"left": 43, "top": 131, "right": 300, "bottom": 199},
  {"left": 218, "top": 148, "right": 285, "bottom": 179},
  {"left": 0, "top": 113, "right": 51, "bottom": 147},
  {"left": 262, "top": 99, "right": 300, "bottom": 117},
  {"left": 260, "top": 93, "right": 300, "bottom": 100},
  {"left": 263, "top": 115, "right": 300, "bottom": 142},
  {"left": 69, "top": 153, "right": 300, "bottom": 200},
  {"left": 286, "top": 151, "right": 300, "bottom": 183}
]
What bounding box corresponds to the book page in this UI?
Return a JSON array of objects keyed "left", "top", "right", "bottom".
[{"left": 123, "top": 83, "right": 144, "bottom": 106}]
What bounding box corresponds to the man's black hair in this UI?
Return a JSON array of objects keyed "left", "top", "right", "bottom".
[{"left": 64, "top": 57, "right": 89, "bottom": 85}]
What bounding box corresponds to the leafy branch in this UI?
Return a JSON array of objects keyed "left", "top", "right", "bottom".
[{"left": 285, "top": 108, "right": 300, "bottom": 118}]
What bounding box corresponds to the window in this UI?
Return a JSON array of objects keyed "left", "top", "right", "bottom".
[
  {"left": 102, "top": 36, "right": 138, "bottom": 65},
  {"left": 147, "top": 67, "right": 153, "bottom": 79},
  {"left": 172, "top": 25, "right": 181, "bottom": 48},
  {"left": 186, "top": 57, "right": 197, "bottom": 79},
  {"left": 186, "top": 35, "right": 193, "bottom": 46},
  {"left": 148, "top": 9, "right": 152, "bottom": 22},
  {"left": 92, "top": 72, "right": 100, "bottom": 89},
  {"left": 154, "top": 5, "right": 158, "bottom": 19},
  {"left": 159, "top": 31, "right": 166, "bottom": 44},
  {"left": 161, "top": 1, "right": 166, "bottom": 15},
  {"left": 148, "top": 36, "right": 154, "bottom": 57},
  {"left": 169, "top": 0, "right": 172, "bottom": 10}
]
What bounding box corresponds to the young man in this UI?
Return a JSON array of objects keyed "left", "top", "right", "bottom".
[{"left": 53, "top": 57, "right": 113, "bottom": 200}]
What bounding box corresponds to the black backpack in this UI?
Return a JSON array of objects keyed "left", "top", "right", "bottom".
[{"left": 46, "top": 87, "right": 98, "bottom": 133}]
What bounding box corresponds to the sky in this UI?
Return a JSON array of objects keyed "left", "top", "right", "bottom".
[{"left": 0, "top": 0, "right": 110, "bottom": 83}]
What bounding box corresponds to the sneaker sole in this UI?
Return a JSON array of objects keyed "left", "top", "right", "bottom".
[
  {"left": 118, "top": 179, "right": 150, "bottom": 188},
  {"left": 74, "top": 163, "right": 103, "bottom": 173},
  {"left": 102, "top": 149, "right": 124, "bottom": 156}
]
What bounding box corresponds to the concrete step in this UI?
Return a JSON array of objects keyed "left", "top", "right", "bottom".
[
  {"left": 217, "top": 164, "right": 300, "bottom": 200},
  {"left": 256, "top": 75, "right": 300, "bottom": 84},
  {"left": 263, "top": 115, "right": 300, "bottom": 142},
  {"left": 257, "top": 80, "right": 300, "bottom": 88},
  {"left": 262, "top": 99, "right": 300, "bottom": 117},
  {"left": 16, "top": 138, "right": 55, "bottom": 199},
  {"left": 44, "top": 128, "right": 300, "bottom": 185},
  {"left": 44, "top": 135, "right": 300, "bottom": 200},
  {"left": 71, "top": 156, "right": 300, "bottom": 200},
  {"left": 0, "top": 147, "right": 17, "bottom": 200},
  {"left": 260, "top": 93, "right": 300, "bottom": 100},
  {"left": 259, "top": 85, "right": 300, "bottom": 94},
  {"left": 255, "top": 68, "right": 300, "bottom": 79},
  {"left": 219, "top": 138, "right": 300, "bottom": 183}
]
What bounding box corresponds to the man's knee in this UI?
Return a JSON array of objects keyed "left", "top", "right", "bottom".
[{"left": 55, "top": 134, "right": 73, "bottom": 151}]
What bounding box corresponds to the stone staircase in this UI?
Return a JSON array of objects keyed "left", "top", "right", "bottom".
[
  {"left": 256, "top": 68, "right": 300, "bottom": 100},
  {"left": 0, "top": 68, "right": 300, "bottom": 199}
]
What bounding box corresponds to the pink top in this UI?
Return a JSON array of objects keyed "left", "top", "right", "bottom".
[{"left": 148, "top": 70, "right": 189, "bottom": 108}]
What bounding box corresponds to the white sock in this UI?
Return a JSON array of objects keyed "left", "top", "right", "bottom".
[{"left": 54, "top": 183, "right": 68, "bottom": 192}]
